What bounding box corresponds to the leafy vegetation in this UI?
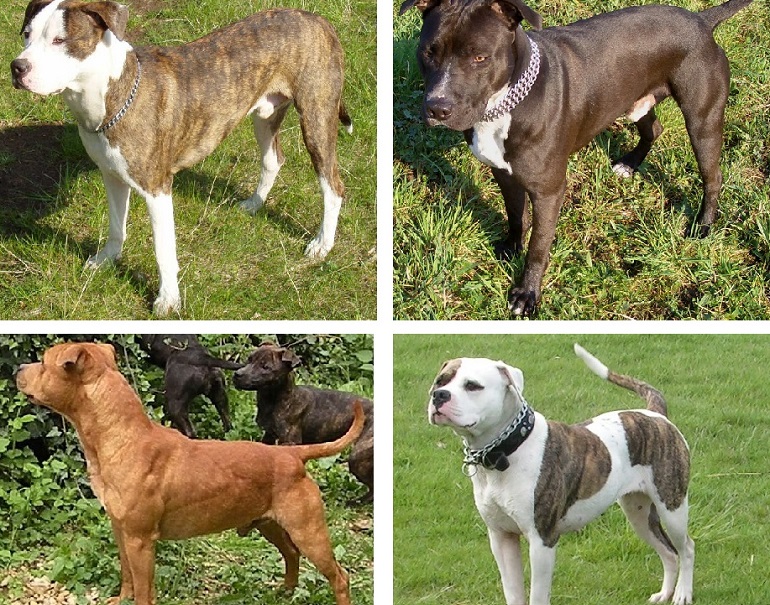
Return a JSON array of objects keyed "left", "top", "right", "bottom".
[{"left": 0, "top": 334, "right": 373, "bottom": 604}]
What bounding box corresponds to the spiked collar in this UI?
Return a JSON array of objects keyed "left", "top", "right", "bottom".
[{"left": 463, "top": 401, "right": 535, "bottom": 472}]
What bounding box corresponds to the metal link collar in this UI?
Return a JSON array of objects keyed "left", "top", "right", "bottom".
[
  {"left": 481, "top": 39, "right": 540, "bottom": 123},
  {"left": 95, "top": 54, "right": 142, "bottom": 134}
]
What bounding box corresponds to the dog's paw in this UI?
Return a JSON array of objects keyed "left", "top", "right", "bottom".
[
  {"left": 507, "top": 287, "right": 538, "bottom": 317},
  {"left": 305, "top": 237, "right": 333, "bottom": 260},
  {"left": 153, "top": 292, "right": 181, "bottom": 316},
  {"left": 240, "top": 195, "right": 265, "bottom": 215},
  {"left": 672, "top": 588, "right": 693, "bottom": 605},
  {"left": 612, "top": 162, "right": 635, "bottom": 179},
  {"left": 85, "top": 248, "right": 120, "bottom": 269},
  {"left": 649, "top": 591, "right": 673, "bottom": 604}
]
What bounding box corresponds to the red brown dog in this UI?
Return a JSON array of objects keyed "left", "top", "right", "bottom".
[{"left": 16, "top": 342, "right": 364, "bottom": 605}]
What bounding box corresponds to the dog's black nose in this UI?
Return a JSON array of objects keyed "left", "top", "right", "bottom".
[
  {"left": 11, "top": 58, "right": 30, "bottom": 78},
  {"left": 425, "top": 97, "right": 453, "bottom": 121},
  {"left": 432, "top": 389, "right": 451, "bottom": 409}
]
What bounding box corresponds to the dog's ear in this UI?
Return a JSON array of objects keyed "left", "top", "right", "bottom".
[
  {"left": 80, "top": 1, "right": 130, "bottom": 40},
  {"left": 59, "top": 343, "right": 116, "bottom": 379},
  {"left": 399, "top": 0, "right": 442, "bottom": 17},
  {"left": 490, "top": 0, "right": 543, "bottom": 30},
  {"left": 20, "top": 0, "right": 54, "bottom": 35},
  {"left": 281, "top": 348, "right": 302, "bottom": 369},
  {"left": 496, "top": 362, "right": 525, "bottom": 397},
  {"left": 95, "top": 343, "right": 119, "bottom": 370}
]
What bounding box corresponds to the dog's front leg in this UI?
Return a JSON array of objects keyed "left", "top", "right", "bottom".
[
  {"left": 121, "top": 533, "right": 157, "bottom": 605},
  {"left": 528, "top": 538, "right": 557, "bottom": 605},
  {"left": 508, "top": 184, "right": 566, "bottom": 317},
  {"left": 143, "top": 192, "right": 181, "bottom": 316},
  {"left": 487, "top": 528, "right": 526, "bottom": 605},
  {"left": 86, "top": 171, "right": 130, "bottom": 268},
  {"left": 107, "top": 524, "right": 134, "bottom": 604},
  {"left": 491, "top": 168, "right": 530, "bottom": 260}
]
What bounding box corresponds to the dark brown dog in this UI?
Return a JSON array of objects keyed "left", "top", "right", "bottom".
[
  {"left": 401, "top": 0, "right": 753, "bottom": 316},
  {"left": 234, "top": 343, "right": 373, "bottom": 504},
  {"left": 139, "top": 334, "right": 243, "bottom": 438},
  {"left": 16, "top": 342, "right": 364, "bottom": 605}
]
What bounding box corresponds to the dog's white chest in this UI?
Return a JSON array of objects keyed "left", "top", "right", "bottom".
[{"left": 470, "top": 114, "right": 512, "bottom": 173}]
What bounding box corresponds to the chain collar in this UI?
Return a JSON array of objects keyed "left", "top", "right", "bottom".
[
  {"left": 481, "top": 38, "right": 540, "bottom": 123},
  {"left": 95, "top": 54, "right": 141, "bottom": 134},
  {"left": 462, "top": 401, "right": 535, "bottom": 473}
]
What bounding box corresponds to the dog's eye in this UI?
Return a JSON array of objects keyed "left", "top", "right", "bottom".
[
  {"left": 465, "top": 380, "right": 484, "bottom": 391},
  {"left": 473, "top": 55, "right": 488, "bottom": 64},
  {"left": 52, "top": 37, "right": 65, "bottom": 45}
]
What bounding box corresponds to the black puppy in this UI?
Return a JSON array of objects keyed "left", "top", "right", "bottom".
[
  {"left": 140, "top": 335, "right": 243, "bottom": 438},
  {"left": 401, "top": 0, "right": 753, "bottom": 315},
  {"left": 233, "top": 343, "right": 374, "bottom": 503}
]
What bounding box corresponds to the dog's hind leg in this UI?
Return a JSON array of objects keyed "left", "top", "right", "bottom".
[
  {"left": 296, "top": 97, "right": 346, "bottom": 260},
  {"left": 275, "top": 479, "right": 350, "bottom": 605},
  {"left": 656, "top": 499, "right": 694, "bottom": 605},
  {"left": 674, "top": 50, "right": 730, "bottom": 238},
  {"left": 612, "top": 108, "right": 664, "bottom": 179},
  {"left": 247, "top": 519, "right": 300, "bottom": 592},
  {"left": 619, "top": 492, "right": 693, "bottom": 605},
  {"left": 241, "top": 101, "right": 291, "bottom": 214}
]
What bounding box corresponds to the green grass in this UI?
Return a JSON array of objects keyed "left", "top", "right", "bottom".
[
  {"left": 393, "top": 0, "right": 770, "bottom": 319},
  {"left": 394, "top": 334, "right": 770, "bottom": 604},
  {"left": 0, "top": 0, "right": 376, "bottom": 319}
]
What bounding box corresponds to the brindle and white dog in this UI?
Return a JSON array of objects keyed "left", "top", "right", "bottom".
[
  {"left": 428, "top": 344, "right": 694, "bottom": 605},
  {"left": 11, "top": 0, "right": 351, "bottom": 315}
]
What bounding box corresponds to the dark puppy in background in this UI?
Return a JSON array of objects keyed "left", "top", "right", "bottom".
[
  {"left": 140, "top": 335, "right": 243, "bottom": 438},
  {"left": 234, "top": 343, "right": 373, "bottom": 503}
]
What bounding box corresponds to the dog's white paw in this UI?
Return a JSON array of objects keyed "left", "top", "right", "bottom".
[
  {"left": 153, "top": 291, "right": 181, "bottom": 316},
  {"left": 85, "top": 249, "right": 120, "bottom": 269},
  {"left": 612, "top": 162, "right": 635, "bottom": 179},
  {"left": 672, "top": 588, "right": 693, "bottom": 605},
  {"left": 649, "top": 590, "right": 676, "bottom": 604},
  {"left": 304, "top": 237, "right": 333, "bottom": 260},
  {"left": 240, "top": 195, "right": 265, "bottom": 215}
]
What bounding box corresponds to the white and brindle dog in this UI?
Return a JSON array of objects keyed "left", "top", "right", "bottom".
[
  {"left": 11, "top": 0, "right": 352, "bottom": 315},
  {"left": 428, "top": 344, "right": 694, "bottom": 605}
]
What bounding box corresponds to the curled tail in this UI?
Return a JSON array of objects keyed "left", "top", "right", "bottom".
[
  {"left": 287, "top": 400, "right": 365, "bottom": 462},
  {"left": 699, "top": 0, "right": 753, "bottom": 31},
  {"left": 339, "top": 101, "right": 353, "bottom": 134},
  {"left": 573, "top": 344, "right": 667, "bottom": 416}
]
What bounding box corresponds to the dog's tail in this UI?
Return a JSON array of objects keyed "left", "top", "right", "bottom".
[
  {"left": 287, "top": 400, "right": 365, "bottom": 462},
  {"left": 574, "top": 344, "right": 667, "bottom": 416},
  {"left": 339, "top": 101, "right": 353, "bottom": 134},
  {"left": 699, "top": 0, "right": 753, "bottom": 30}
]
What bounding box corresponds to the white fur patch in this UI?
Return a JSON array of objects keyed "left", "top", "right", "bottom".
[
  {"left": 470, "top": 113, "right": 512, "bottom": 173},
  {"left": 305, "top": 177, "right": 341, "bottom": 259},
  {"left": 627, "top": 93, "right": 656, "bottom": 122}
]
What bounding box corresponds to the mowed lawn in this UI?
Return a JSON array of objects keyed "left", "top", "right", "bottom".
[
  {"left": 0, "top": 0, "right": 376, "bottom": 319},
  {"left": 394, "top": 0, "right": 770, "bottom": 320},
  {"left": 394, "top": 334, "right": 770, "bottom": 604}
]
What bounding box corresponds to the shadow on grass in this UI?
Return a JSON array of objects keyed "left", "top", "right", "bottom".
[{"left": 0, "top": 124, "right": 85, "bottom": 236}]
